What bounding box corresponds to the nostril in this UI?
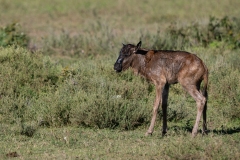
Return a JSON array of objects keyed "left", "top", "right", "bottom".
[
  {"left": 114, "top": 63, "right": 118, "bottom": 69},
  {"left": 114, "top": 63, "right": 122, "bottom": 72}
]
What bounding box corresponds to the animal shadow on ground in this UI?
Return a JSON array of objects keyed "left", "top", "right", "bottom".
[
  {"left": 168, "top": 125, "right": 240, "bottom": 136},
  {"left": 212, "top": 126, "right": 240, "bottom": 135}
]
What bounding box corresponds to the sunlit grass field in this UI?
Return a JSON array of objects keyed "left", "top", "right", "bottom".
[{"left": 0, "top": 0, "right": 240, "bottom": 159}]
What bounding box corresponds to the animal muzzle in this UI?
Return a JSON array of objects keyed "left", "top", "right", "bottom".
[
  {"left": 114, "top": 58, "right": 123, "bottom": 72},
  {"left": 114, "top": 62, "right": 122, "bottom": 72}
]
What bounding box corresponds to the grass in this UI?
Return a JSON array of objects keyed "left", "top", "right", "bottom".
[
  {"left": 0, "top": 46, "right": 239, "bottom": 160},
  {"left": 0, "top": 0, "right": 240, "bottom": 159},
  {"left": 1, "top": 125, "right": 240, "bottom": 159}
]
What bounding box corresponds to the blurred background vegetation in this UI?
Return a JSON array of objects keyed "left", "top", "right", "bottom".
[{"left": 0, "top": 0, "right": 240, "bottom": 159}]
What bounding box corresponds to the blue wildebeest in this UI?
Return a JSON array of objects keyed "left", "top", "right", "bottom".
[{"left": 114, "top": 41, "right": 208, "bottom": 137}]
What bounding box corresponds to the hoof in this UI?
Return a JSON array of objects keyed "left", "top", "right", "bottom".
[
  {"left": 202, "top": 130, "right": 208, "bottom": 135},
  {"left": 191, "top": 132, "right": 197, "bottom": 138},
  {"left": 145, "top": 132, "right": 152, "bottom": 136},
  {"left": 162, "top": 131, "right": 167, "bottom": 137}
]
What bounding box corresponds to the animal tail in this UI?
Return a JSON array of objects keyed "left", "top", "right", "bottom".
[
  {"left": 202, "top": 65, "right": 208, "bottom": 133},
  {"left": 202, "top": 68, "right": 208, "bottom": 100}
]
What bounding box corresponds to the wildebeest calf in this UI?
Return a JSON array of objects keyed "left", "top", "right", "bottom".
[{"left": 114, "top": 41, "right": 208, "bottom": 137}]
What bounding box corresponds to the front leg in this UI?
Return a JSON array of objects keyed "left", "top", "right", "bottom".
[{"left": 145, "top": 82, "right": 165, "bottom": 136}]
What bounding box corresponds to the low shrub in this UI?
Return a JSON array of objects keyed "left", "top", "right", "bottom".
[
  {"left": 1, "top": 28, "right": 239, "bottom": 133},
  {"left": 0, "top": 46, "right": 61, "bottom": 124},
  {"left": 150, "top": 16, "right": 240, "bottom": 50},
  {"left": 0, "top": 47, "right": 152, "bottom": 130},
  {"left": 209, "top": 54, "right": 240, "bottom": 119},
  {"left": 0, "top": 23, "right": 29, "bottom": 48}
]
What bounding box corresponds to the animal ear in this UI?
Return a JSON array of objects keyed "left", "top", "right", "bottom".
[
  {"left": 134, "top": 41, "right": 142, "bottom": 53},
  {"left": 122, "top": 43, "right": 126, "bottom": 46},
  {"left": 136, "top": 41, "right": 141, "bottom": 50}
]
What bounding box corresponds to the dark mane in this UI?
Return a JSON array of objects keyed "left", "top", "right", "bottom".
[
  {"left": 136, "top": 49, "right": 148, "bottom": 55},
  {"left": 137, "top": 48, "right": 190, "bottom": 55}
]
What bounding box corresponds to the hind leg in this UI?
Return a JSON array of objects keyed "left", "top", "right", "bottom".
[
  {"left": 182, "top": 83, "right": 206, "bottom": 137},
  {"left": 197, "top": 82, "right": 208, "bottom": 135},
  {"left": 202, "top": 100, "right": 207, "bottom": 134},
  {"left": 162, "top": 84, "right": 169, "bottom": 136}
]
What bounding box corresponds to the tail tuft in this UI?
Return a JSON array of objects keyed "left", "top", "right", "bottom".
[{"left": 202, "top": 70, "right": 208, "bottom": 99}]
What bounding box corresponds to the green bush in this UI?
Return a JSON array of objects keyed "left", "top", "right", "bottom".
[
  {"left": 34, "top": 60, "right": 152, "bottom": 129},
  {"left": 0, "top": 46, "right": 61, "bottom": 124},
  {"left": 0, "top": 47, "right": 152, "bottom": 130},
  {"left": 0, "top": 23, "right": 29, "bottom": 48},
  {"left": 1, "top": 41, "right": 239, "bottom": 133},
  {"left": 41, "top": 16, "right": 240, "bottom": 59},
  {"left": 209, "top": 54, "right": 240, "bottom": 119},
  {"left": 150, "top": 16, "right": 240, "bottom": 50}
]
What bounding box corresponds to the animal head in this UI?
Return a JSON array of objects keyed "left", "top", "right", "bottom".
[{"left": 114, "top": 41, "right": 142, "bottom": 72}]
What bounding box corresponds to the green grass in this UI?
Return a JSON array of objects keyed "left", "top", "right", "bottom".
[
  {"left": 0, "top": 46, "right": 239, "bottom": 159},
  {"left": 1, "top": 125, "right": 240, "bottom": 159},
  {"left": 0, "top": 0, "right": 240, "bottom": 159}
]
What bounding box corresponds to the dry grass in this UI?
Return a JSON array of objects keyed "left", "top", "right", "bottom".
[
  {"left": 1, "top": 125, "right": 239, "bottom": 159},
  {"left": 1, "top": 0, "right": 240, "bottom": 43},
  {"left": 0, "top": 0, "right": 240, "bottom": 159}
]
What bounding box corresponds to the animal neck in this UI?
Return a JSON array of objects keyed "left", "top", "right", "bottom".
[{"left": 131, "top": 53, "right": 148, "bottom": 77}]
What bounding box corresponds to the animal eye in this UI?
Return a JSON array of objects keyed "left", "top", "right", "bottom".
[
  {"left": 124, "top": 49, "right": 132, "bottom": 56},
  {"left": 125, "top": 51, "right": 130, "bottom": 55}
]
